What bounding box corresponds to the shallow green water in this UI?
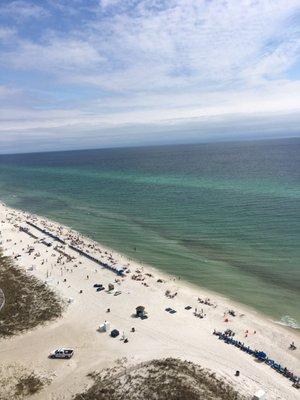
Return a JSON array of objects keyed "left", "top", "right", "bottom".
[{"left": 0, "top": 138, "right": 299, "bottom": 327}]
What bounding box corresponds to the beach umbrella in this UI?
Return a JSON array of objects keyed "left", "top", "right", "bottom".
[{"left": 257, "top": 351, "right": 267, "bottom": 360}]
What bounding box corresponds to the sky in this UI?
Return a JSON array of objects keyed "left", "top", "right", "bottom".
[{"left": 0, "top": 0, "right": 300, "bottom": 154}]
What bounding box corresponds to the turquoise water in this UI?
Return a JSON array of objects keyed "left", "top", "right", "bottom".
[{"left": 0, "top": 138, "right": 299, "bottom": 327}]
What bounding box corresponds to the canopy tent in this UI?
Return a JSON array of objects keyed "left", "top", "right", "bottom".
[
  {"left": 252, "top": 389, "right": 266, "bottom": 400},
  {"left": 115, "top": 266, "right": 125, "bottom": 276},
  {"left": 256, "top": 351, "right": 267, "bottom": 361},
  {"left": 99, "top": 321, "right": 110, "bottom": 332},
  {"left": 136, "top": 306, "right": 146, "bottom": 318}
]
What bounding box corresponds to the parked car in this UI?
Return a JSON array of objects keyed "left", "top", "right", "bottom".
[{"left": 49, "top": 348, "right": 74, "bottom": 359}]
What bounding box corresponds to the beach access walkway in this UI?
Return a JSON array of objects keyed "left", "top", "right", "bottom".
[
  {"left": 0, "top": 288, "right": 5, "bottom": 312},
  {"left": 25, "top": 221, "right": 125, "bottom": 276}
]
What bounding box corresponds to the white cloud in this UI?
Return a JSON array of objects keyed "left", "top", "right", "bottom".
[
  {"left": 100, "top": 0, "right": 122, "bottom": 9},
  {"left": 0, "top": 1, "right": 48, "bottom": 20},
  {"left": 4, "top": 1, "right": 299, "bottom": 84},
  {"left": 243, "top": 39, "right": 300, "bottom": 83},
  {"left": 63, "top": 0, "right": 300, "bottom": 94},
  {"left": 0, "top": 0, "right": 300, "bottom": 152},
  {"left": 0, "top": 27, "right": 16, "bottom": 41},
  {"left": 1, "top": 80, "right": 299, "bottom": 135},
  {"left": 4, "top": 37, "right": 104, "bottom": 72},
  {"left": 0, "top": 85, "right": 22, "bottom": 99}
]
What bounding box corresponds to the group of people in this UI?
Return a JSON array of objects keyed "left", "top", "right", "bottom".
[
  {"left": 197, "top": 297, "right": 216, "bottom": 307},
  {"left": 165, "top": 290, "right": 178, "bottom": 299},
  {"left": 213, "top": 330, "right": 299, "bottom": 387},
  {"left": 194, "top": 308, "right": 206, "bottom": 319}
]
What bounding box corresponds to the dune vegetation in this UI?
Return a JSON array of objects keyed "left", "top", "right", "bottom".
[
  {"left": 0, "top": 252, "right": 63, "bottom": 337},
  {"left": 74, "top": 358, "right": 245, "bottom": 400}
]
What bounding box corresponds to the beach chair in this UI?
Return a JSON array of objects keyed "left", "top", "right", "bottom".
[
  {"left": 266, "top": 359, "right": 274, "bottom": 366},
  {"left": 271, "top": 363, "right": 280, "bottom": 370}
]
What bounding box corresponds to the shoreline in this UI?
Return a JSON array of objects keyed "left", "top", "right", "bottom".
[
  {"left": 0, "top": 201, "right": 299, "bottom": 399},
  {"left": 1, "top": 200, "right": 298, "bottom": 334}
]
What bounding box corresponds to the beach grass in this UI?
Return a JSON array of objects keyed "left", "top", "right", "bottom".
[
  {"left": 74, "top": 358, "right": 246, "bottom": 400},
  {"left": 14, "top": 372, "right": 45, "bottom": 396},
  {"left": 0, "top": 252, "right": 63, "bottom": 337},
  {"left": 0, "top": 364, "right": 50, "bottom": 400}
]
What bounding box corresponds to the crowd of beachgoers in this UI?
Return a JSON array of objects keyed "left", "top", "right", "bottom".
[
  {"left": 214, "top": 330, "right": 299, "bottom": 387},
  {"left": 0, "top": 202, "right": 299, "bottom": 400}
]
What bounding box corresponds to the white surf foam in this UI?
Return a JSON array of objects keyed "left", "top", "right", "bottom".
[{"left": 274, "top": 315, "right": 300, "bottom": 330}]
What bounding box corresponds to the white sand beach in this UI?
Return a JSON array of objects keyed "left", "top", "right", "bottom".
[{"left": 0, "top": 202, "right": 299, "bottom": 399}]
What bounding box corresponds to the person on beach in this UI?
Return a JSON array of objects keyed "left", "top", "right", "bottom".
[{"left": 290, "top": 342, "right": 297, "bottom": 350}]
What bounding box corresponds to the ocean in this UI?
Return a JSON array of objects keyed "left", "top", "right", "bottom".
[{"left": 0, "top": 138, "right": 299, "bottom": 328}]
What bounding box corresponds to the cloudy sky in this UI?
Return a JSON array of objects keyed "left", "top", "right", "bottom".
[{"left": 0, "top": 0, "right": 300, "bottom": 153}]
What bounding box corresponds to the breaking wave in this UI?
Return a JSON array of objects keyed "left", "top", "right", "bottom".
[{"left": 275, "top": 315, "right": 300, "bottom": 330}]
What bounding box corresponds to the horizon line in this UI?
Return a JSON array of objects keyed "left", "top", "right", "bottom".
[{"left": 1, "top": 135, "right": 299, "bottom": 157}]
